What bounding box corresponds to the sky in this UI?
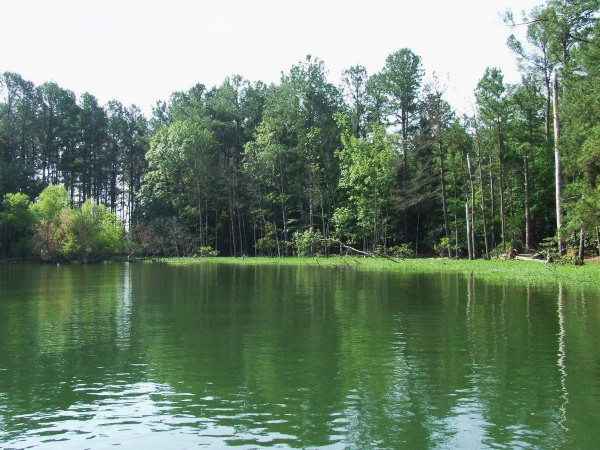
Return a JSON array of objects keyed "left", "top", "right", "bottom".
[{"left": 1, "top": 0, "right": 542, "bottom": 116}]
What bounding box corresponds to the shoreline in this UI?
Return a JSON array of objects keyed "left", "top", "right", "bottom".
[
  {"left": 141, "top": 256, "right": 600, "bottom": 287},
  {"left": 2, "top": 256, "right": 599, "bottom": 287}
]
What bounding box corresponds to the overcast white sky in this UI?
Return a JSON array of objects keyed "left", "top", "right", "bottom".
[{"left": 2, "top": 0, "right": 541, "bottom": 116}]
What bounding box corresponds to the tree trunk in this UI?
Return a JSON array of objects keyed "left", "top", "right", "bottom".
[
  {"left": 402, "top": 122, "right": 408, "bottom": 241},
  {"left": 467, "top": 152, "right": 476, "bottom": 258},
  {"left": 237, "top": 203, "right": 244, "bottom": 256},
  {"left": 579, "top": 228, "right": 585, "bottom": 262},
  {"left": 274, "top": 221, "right": 281, "bottom": 257},
  {"left": 553, "top": 69, "right": 564, "bottom": 256},
  {"left": 278, "top": 167, "right": 289, "bottom": 250},
  {"left": 415, "top": 206, "right": 420, "bottom": 257},
  {"left": 252, "top": 213, "right": 257, "bottom": 256},
  {"left": 497, "top": 131, "right": 507, "bottom": 253},
  {"left": 466, "top": 202, "right": 472, "bottom": 260},
  {"left": 524, "top": 133, "right": 532, "bottom": 252},
  {"left": 544, "top": 53, "right": 551, "bottom": 145},
  {"left": 438, "top": 136, "right": 453, "bottom": 258},
  {"left": 489, "top": 154, "right": 497, "bottom": 256},
  {"left": 453, "top": 172, "right": 459, "bottom": 257},
  {"left": 215, "top": 209, "right": 218, "bottom": 254},
  {"left": 229, "top": 188, "right": 236, "bottom": 256},
  {"left": 476, "top": 134, "right": 490, "bottom": 259}
]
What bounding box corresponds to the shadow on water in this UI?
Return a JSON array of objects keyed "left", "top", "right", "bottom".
[{"left": 0, "top": 262, "right": 599, "bottom": 448}]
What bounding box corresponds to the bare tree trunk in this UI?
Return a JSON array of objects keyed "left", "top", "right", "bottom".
[
  {"left": 489, "top": 155, "right": 497, "bottom": 256},
  {"left": 467, "top": 152, "right": 477, "bottom": 258},
  {"left": 215, "top": 209, "right": 218, "bottom": 254},
  {"left": 453, "top": 177, "right": 459, "bottom": 258},
  {"left": 402, "top": 129, "right": 408, "bottom": 187},
  {"left": 237, "top": 203, "right": 244, "bottom": 256},
  {"left": 524, "top": 140, "right": 532, "bottom": 252},
  {"left": 466, "top": 202, "right": 473, "bottom": 260},
  {"left": 498, "top": 132, "right": 507, "bottom": 253},
  {"left": 204, "top": 198, "right": 208, "bottom": 247},
  {"left": 321, "top": 200, "right": 328, "bottom": 257},
  {"left": 278, "top": 168, "right": 289, "bottom": 253},
  {"left": 415, "top": 207, "right": 420, "bottom": 257},
  {"left": 274, "top": 221, "right": 281, "bottom": 257},
  {"left": 579, "top": 228, "right": 585, "bottom": 262},
  {"left": 459, "top": 149, "right": 470, "bottom": 256},
  {"left": 241, "top": 212, "right": 248, "bottom": 256},
  {"left": 438, "top": 137, "right": 453, "bottom": 258},
  {"left": 476, "top": 134, "right": 490, "bottom": 259},
  {"left": 253, "top": 213, "right": 257, "bottom": 256},
  {"left": 281, "top": 198, "right": 287, "bottom": 252},
  {"left": 402, "top": 125, "right": 408, "bottom": 241},
  {"left": 544, "top": 57, "right": 551, "bottom": 146},
  {"left": 229, "top": 190, "right": 236, "bottom": 256},
  {"left": 199, "top": 198, "right": 203, "bottom": 247},
  {"left": 553, "top": 69, "right": 565, "bottom": 256}
]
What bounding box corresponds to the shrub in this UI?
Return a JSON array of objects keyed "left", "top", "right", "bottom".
[
  {"left": 0, "top": 192, "right": 35, "bottom": 257},
  {"left": 255, "top": 236, "right": 278, "bottom": 256},
  {"left": 560, "top": 247, "right": 584, "bottom": 266},
  {"left": 539, "top": 236, "right": 558, "bottom": 260},
  {"left": 292, "top": 228, "right": 323, "bottom": 256},
  {"left": 198, "top": 246, "right": 219, "bottom": 257},
  {"left": 35, "top": 209, "right": 76, "bottom": 262},
  {"left": 255, "top": 222, "right": 279, "bottom": 256},
  {"left": 434, "top": 237, "right": 451, "bottom": 257},
  {"left": 129, "top": 221, "right": 169, "bottom": 256},
  {"left": 30, "top": 185, "right": 69, "bottom": 223},
  {"left": 388, "top": 244, "right": 414, "bottom": 258},
  {"left": 71, "top": 200, "right": 125, "bottom": 262}
]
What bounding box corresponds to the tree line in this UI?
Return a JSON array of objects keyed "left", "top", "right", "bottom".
[{"left": 1, "top": 0, "right": 598, "bottom": 262}]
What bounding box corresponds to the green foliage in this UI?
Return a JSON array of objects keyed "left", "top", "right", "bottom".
[
  {"left": 255, "top": 222, "right": 279, "bottom": 257},
  {"left": 2, "top": 6, "right": 600, "bottom": 261},
  {"left": 559, "top": 246, "right": 584, "bottom": 266},
  {"left": 30, "top": 185, "right": 69, "bottom": 223},
  {"left": 5, "top": 185, "right": 126, "bottom": 262},
  {"left": 0, "top": 192, "right": 35, "bottom": 256},
  {"left": 332, "top": 206, "right": 358, "bottom": 244},
  {"left": 434, "top": 237, "right": 452, "bottom": 258},
  {"left": 140, "top": 120, "right": 215, "bottom": 217},
  {"left": 335, "top": 123, "right": 398, "bottom": 249},
  {"left": 70, "top": 200, "right": 124, "bottom": 262},
  {"left": 292, "top": 228, "right": 323, "bottom": 256},
  {"left": 539, "top": 236, "right": 558, "bottom": 260},
  {"left": 198, "top": 246, "right": 219, "bottom": 257},
  {"left": 387, "top": 244, "right": 415, "bottom": 258},
  {"left": 35, "top": 208, "right": 76, "bottom": 262},
  {"left": 476, "top": 68, "right": 508, "bottom": 127},
  {"left": 1, "top": 192, "right": 34, "bottom": 229},
  {"left": 382, "top": 48, "right": 423, "bottom": 132}
]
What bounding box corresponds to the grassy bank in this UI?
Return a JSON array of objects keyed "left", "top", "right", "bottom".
[{"left": 143, "top": 256, "right": 600, "bottom": 287}]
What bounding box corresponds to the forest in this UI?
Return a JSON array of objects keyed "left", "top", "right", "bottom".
[{"left": 1, "top": 0, "right": 599, "bottom": 262}]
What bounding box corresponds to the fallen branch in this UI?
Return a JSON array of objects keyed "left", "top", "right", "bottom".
[
  {"left": 321, "top": 239, "right": 400, "bottom": 263},
  {"left": 514, "top": 255, "right": 547, "bottom": 264}
]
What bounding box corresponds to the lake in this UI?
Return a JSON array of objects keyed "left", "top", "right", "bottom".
[{"left": 1, "top": 262, "right": 599, "bottom": 448}]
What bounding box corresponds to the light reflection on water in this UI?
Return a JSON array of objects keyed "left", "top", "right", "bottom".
[
  {"left": 3, "top": 379, "right": 306, "bottom": 449},
  {"left": 0, "top": 263, "right": 599, "bottom": 448}
]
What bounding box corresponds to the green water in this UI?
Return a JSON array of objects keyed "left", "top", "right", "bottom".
[{"left": 0, "top": 263, "right": 599, "bottom": 449}]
